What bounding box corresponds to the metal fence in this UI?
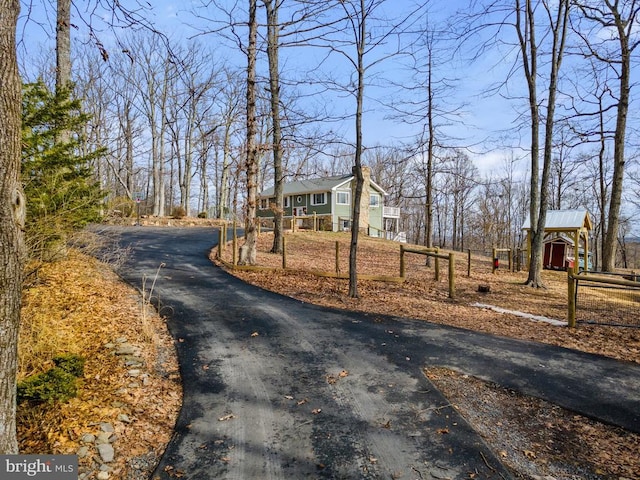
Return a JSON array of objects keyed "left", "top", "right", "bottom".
[{"left": 574, "top": 272, "right": 640, "bottom": 327}]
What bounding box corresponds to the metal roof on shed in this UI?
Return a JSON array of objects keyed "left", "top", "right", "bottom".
[{"left": 522, "top": 209, "right": 592, "bottom": 231}]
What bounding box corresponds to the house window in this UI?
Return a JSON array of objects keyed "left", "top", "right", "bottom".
[
  {"left": 259, "top": 198, "right": 269, "bottom": 210},
  {"left": 336, "top": 191, "right": 350, "bottom": 205},
  {"left": 311, "top": 192, "right": 326, "bottom": 206},
  {"left": 370, "top": 194, "right": 380, "bottom": 207},
  {"left": 284, "top": 196, "right": 290, "bottom": 208}
]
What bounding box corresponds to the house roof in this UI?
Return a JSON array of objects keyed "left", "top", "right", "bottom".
[
  {"left": 522, "top": 209, "right": 592, "bottom": 232},
  {"left": 259, "top": 174, "right": 387, "bottom": 197}
]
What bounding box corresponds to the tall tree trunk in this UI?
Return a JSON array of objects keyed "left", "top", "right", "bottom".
[
  {"left": 603, "top": 18, "right": 632, "bottom": 271},
  {"left": 218, "top": 122, "right": 232, "bottom": 219},
  {"left": 264, "top": 0, "right": 284, "bottom": 254},
  {"left": 239, "top": 0, "right": 258, "bottom": 265},
  {"left": 348, "top": 0, "right": 367, "bottom": 298},
  {"left": 519, "top": 0, "right": 569, "bottom": 287},
  {"left": 56, "top": 0, "right": 71, "bottom": 91},
  {"left": 0, "top": 0, "right": 25, "bottom": 454}
]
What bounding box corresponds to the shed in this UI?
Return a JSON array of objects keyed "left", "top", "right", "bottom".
[{"left": 522, "top": 209, "right": 593, "bottom": 273}]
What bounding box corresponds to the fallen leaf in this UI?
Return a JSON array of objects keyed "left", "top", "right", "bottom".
[
  {"left": 312, "top": 408, "right": 322, "bottom": 415},
  {"left": 437, "top": 428, "right": 449, "bottom": 434},
  {"left": 218, "top": 414, "right": 235, "bottom": 422},
  {"left": 251, "top": 332, "right": 259, "bottom": 337}
]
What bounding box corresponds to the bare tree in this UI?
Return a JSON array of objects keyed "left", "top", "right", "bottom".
[
  {"left": 239, "top": 0, "right": 259, "bottom": 265},
  {"left": 572, "top": 0, "right": 640, "bottom": 271},
  {"left": 216, "top": 69, "right": 243, "bottom": 220},
  {"left": 516, "top": 0, "right": 571, "bottom": 287},
  {"left": 0, "top": 0, "right": 25, "bottom": 455},
  {"left": 389, "top": 13, "right": 462, "bottom": 251},
  {"left": 263, "top": 0, "right": 285, "bottom": 254},
  {"left": 324, "top": 0, "right": 423, "bottom": 297}
]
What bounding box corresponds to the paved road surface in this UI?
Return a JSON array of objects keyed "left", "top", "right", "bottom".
[{"left": 103, "top": 226, "right": 640, "bottom": 480}]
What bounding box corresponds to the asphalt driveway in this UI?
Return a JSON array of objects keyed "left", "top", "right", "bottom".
[{"left": 104, "top": 226, "right": 640, "bottom": 479}]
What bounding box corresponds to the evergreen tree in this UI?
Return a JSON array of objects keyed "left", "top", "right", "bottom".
[{"left": 21, "top": 81, "right": 104, "bottom": 260}]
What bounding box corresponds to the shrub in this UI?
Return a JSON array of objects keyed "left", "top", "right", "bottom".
[
  {"left": 197, "top": 211, "right": 207, "bottom": 219},
  {"left": 17, "top": 368, "right": 79, "bottom": 404},
  {"left": 172, "top": 206, "right": 186, "bottom": 219},
  {"left": 53, "top": 353, "right": 85, "bottom": 377}
]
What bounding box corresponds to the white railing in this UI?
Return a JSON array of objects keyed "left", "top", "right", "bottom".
[
  {"left": 383, "top": 206, "right": 400, "bottom": 218},
  {"left": 385, "top": 231, "right": 407, "bottom": 243}
]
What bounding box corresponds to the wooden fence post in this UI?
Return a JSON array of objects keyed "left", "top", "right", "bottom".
[
  {"left": 313, "top": 212, "right": 317, "bottom": 232},
  {"left": 400, "top": 245, "right": 406, "bottom": 278},
  {"left": 232, "top": 221, "right": 238, "bottom": 266},
  {"left": 434, "top": 254, "right": 440, "bottom": 281},
  {"left": 335, "top": 241, "right": 340, "bottom": 274},
  {"left": 282, "top": 235, "right": 287, "bottom": 269},
  {"left": 467, "top": 249, "right": 471, "bottom": 277},
  {"left": 218, "top": 224, "right": 225, "bottom": 258},
  {"left": 292, "top": 214, "right": 296, "bottom": 232},
  {"left": 492, "top": 247, "right": 497, "bottom": 274},
  {"left": 567, "top": 271, "right": 576, "bottom": 327},
  {"left": 449, "top": 252, "right": 455, "bottom": 298},
  {"left": 508, "top": 248, "right": 512, "bottom": 272}
]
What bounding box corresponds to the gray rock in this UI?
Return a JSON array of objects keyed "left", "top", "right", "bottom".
[
  {"left": 97, "top": 471, "right": 110, "bottom": 480},
  {"left": 95, "top": 432, "right": 111, "bottom": 445},
  {"left": 115, "top": 344, "right": 135, "bottom": 356},
  {"left": 124, "top": 357, "right": 144, "bottom": 367},
  {"left": 77, "top": 446, "right": 90, "bottom": 458},
  {"left": 97, "top": 443, "right": 114, "bottom": 463},
  {"left": 115, "top": 337, "right": 128, "bottom": 343},
  {"left": 81, "top": 433, "right": 95, "bottom": 443},
  {"left": 117, "top": 413, "right": 132, "bottom": 423},
  {"left": 100, "top": 422, "right": 114, "bottom": 433}
]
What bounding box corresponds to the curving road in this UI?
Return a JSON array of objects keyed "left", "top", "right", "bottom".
[{"left": 103, "top": 226, "right": 640, "bottom": 480}]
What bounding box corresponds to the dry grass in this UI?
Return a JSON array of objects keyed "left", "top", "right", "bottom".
[
  {"left": 18, "top": 249, "right": 181, "bottom": 479},
  {"left": 218, "top": 230, "right": 640, "bottom": 364}
]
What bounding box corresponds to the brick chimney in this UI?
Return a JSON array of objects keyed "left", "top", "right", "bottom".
[{"left": 352, "top": 166, "right": 370, "bottom": 234}]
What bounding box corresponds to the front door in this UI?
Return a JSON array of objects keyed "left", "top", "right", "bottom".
[{"left": 294, "top": 207, "right": 306, "bottom": 226}]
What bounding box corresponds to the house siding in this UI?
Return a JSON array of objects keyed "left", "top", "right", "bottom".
[{"left": 258, "top": 170, "right": 391, "bottom": 236}]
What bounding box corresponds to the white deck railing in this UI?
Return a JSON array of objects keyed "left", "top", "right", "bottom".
[{"left": 383, "top": 206, "right": 400, "bottom": 218}]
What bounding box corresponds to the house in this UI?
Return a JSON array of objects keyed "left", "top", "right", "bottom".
[
  {"left": 522, "top": 209, "right": 593, "bottom": 272},
  {"left": 257, "top": 167, "right": 401, "bottom": 238}
]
